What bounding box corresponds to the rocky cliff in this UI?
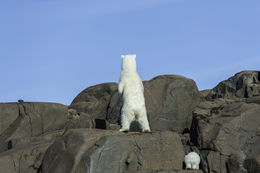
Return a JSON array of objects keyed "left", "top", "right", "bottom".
[{"left": 0, "top": 71, "right": 259, "bottom": 173}]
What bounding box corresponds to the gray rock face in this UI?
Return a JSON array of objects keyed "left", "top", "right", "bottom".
[
  {"left": 176, "top": 171, "right": 203, "bottom": 173},
  {"left": 72, "top": 75, "right": 200, "bottom": 133},
  {"left": 207, "top": 71, "right": 260, "bottom": 99},
  {"left": 1, "top": 71, "right": 260, "bottom": 173},
  {"left": 244, "top": 154, "right": 260, "bottom": 173},
  {"left": 0, "top": 142, "right": 49, "bottom": 173},
  {"left": 0, "top": 130, "right": 63, "bottom": 173},
  {"left": 191, "top": 100, "right": 260, "bottom": 155},
  {"left": 131, "top": 171, "right": 203, "bottom": 173},
  {"left": 244, "top": 134, "right": 260, "bottom": 173},
  {"left": 42, "top": 129, "right": 184, "bottom": 173},
  {"left": 0, "top": 103, "right": 19, "bottom": 135},
  {"left": 227, "top": 152, "right": 247, "bottom": 173},
  {"left": 70, "top": 83, "right": 118, "bottom": 120},
  {"left": 186, "top": 71, "right": 260, "bottom": 173},
  {"left": 190, "top": 98, "right": 260, "bottom": 173},
  {"left": 0, "top": 102, "right": 68, "bottom": 152},
  {"left": 66, "top": 109, "right": 95, "bottom": 129},
  {"left": 143, "top": 75, "right": 200, "bottom": 133}
]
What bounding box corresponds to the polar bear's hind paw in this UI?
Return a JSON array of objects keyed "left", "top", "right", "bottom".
[
  {"left": 120, "top": 128, "right": 129, "bottom": 132},
  {"left": 142, "top": 129, "right": 151, "bottom": 133}
]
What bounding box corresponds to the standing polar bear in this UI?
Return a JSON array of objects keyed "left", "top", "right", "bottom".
[
  {"left": 118, "top": 54, "right": 151, "bottom": 132},
  {"left": 184, "top": 152, "right": 200, "bottom": 169}
]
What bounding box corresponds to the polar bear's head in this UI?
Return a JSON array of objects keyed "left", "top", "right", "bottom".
[{"left": 121, "top": 54, "right": 137, "bottom": 71}]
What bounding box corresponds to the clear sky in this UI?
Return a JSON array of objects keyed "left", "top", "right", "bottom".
[{"left": 0, "top": 0, "right": 259, "bottom": 105}]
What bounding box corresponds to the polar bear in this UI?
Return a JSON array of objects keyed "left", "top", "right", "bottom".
[
  {"left": 118, "top": 54, "right": 151, "bottom": 132},
  {"left": 184, "top": 152, "right": 200, "bottom": 169}
]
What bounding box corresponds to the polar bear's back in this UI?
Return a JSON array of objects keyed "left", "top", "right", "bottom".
[
  {"left": 184, "top": 152, "right": 200, "bottom": 164},
  {"left": 121, "top": 71, "right": 145, "bottom": 107}
]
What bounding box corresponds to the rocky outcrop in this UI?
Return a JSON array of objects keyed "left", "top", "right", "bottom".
[
  {"left": 144, "top": 75, "right": 200, "bottom": 133},
  {"left": 189, "top": 71, "right": 260, "bottom": 173},
  {"left": 0, "top": 102, "right": 68, "bottom": 152},
  {"left": 129, "top": 171, "right": 203, "bottom": 173},
  {"left": 42, "top": 129, "right": 184, "bottom": 173},
  {"left": 0, "top": 130, "right": 63, "bottom": 173},
  {"left": 0, "top": 71, "right": 259, "bottom": 173},
  {"left": 207, "top": 71, "right": 260, "bottom": 99},
  {"left": 244, "top": 154, "right": 260, "bottom": 173},
  {"left": 72, "top": 75, "right": 201, "bottom": 133},
  {"left": 66, "top": 108, "right": 95, "bottom": 129},
  {"left": 190, "top": 99, "right": 260, "bottom": 172},
  {"left": 70, "top": 83, "right": 118, "bottom": 120},
  {"left": 191, "top": 100, "right": 260, "bottom": 153}
]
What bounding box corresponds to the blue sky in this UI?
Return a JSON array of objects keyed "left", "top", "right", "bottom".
[{"left": 0, "top": 0, "right": 259, "bottom": 105}]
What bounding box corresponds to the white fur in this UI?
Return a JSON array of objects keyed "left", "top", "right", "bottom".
[
  {"left": 184, "top": 152, "right": 200, "bottom": 169},
  {"left": 118, "top": 54, "right": 150, "bottom": 132}
]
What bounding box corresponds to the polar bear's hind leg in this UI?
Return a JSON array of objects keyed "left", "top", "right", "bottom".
[
  {"left": 120, "top": 108, "right": 135, "bottom": 132},
  {"left": 186, "top": 163, "right": 191, "bottom": 169},
  {"left": 138, "top": 109, "right": 151, "bottom": 132}
]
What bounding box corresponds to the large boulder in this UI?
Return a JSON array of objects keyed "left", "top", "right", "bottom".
[
  {"left": 41, "top": 129, "right": 185, "bottom": 173},
  {"left": 69, "top": 83, "right": 118, "bottom": 120},
  {"left": 0, "top": 130, "right": 63, "bottom": 173},
  {"left": 207, "top": 71, "right": 260, "bottom": 99},
  {"left": 244, "top": 134, "right": 260, "bottom": 173},
  {"left": 190, "top": 98, "right": 260, "bottom": 173},
  {"left": 189, "top": 71, "right": 260, "bottom": 173},
  {"left": 204, "top": 151, "right": 228, "bottom": 173},
  {"left": 72, "top": 75, "right": 200, "bottom": 133},
  {"left": 0, "top": 102, "right": 68, "bottom": 152},
  {"left": 143, "top": 75, "right": 200, "bottom": 132},
  {"left": 66, "top": 109, "right": 95, "bottom": 129},
  {"left": 3, "top": 71, "right": 260, "bottom": 173},
  {"left": 0, "top": 103, "right": 19, "bottom": 135},
  {"left": 191, "top": 99, "right": 260, "bottom": 155},
  {"left": 244, "top": 154, "right": 260, "bottom": 173}
]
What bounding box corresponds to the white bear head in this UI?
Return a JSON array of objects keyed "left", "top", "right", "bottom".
[{"left": 121, "top": 54, "right": 137, "bottom": 71}]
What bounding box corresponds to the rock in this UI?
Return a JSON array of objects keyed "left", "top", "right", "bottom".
[
  {"left": 2, "top": 71, "right": 260, "bottom": 173},
  {"left": 94, "top": 119, "right": 120, "bottom": 130},
  {"left": 42, "top": 129, "right": 184, "bottom": 173},
  {"left": 199, "top": 89, "right": 211, "bottom": 99},
  {"left": 245, "top": 96, "right": 260, "bottom": 104},
  {"left": 9, "top": 130, "right": 63, "bottom": 150},
  {"left": 66, "top": 109, "right": 95, "bottom": 129},
  {"left": 127, "top": 170, "right": 203, "bottom": 173},
  {"left": 211, "top": 102, "right": 259, "bottom": 156},
  {"left": 144, "top": 75, "right": 200, "bottom": 133},
  {"left": 69, "top": 83, "right": 118, "bottom": 120},
  {"left": 71, "top": 75, "right": 200, "bottom": 133},
  {"left": 191, "top": 100, "right": 260, "bottom": 155},
  {"left": 227, "top": 151, "right": 247, "bottom": 173},
  {"left": 190, "top": 98, "right": 260, "bottom": 173},
  {"left": 244, "top": 154, "right": 260, "bottom": 173},
  {"left": 0, "top": 102, "right": 67, "bottom": 152},
  {"left": 106, "top": 91, "right": 122, "bottom": 124},
  {"left": 244, "top": 135, "right": 260, "bottom": 173},
  {"left": 0, "top": 103, "right": 19, "bottom": 135},
  {"left": 0, "top": 130, "right": 63, "bottom": 173},
  {"left": 207, "top": 71, "right": 260, "bottom": 99},
  {"left": 177, "top": 170, "right": 203, "bottom": 173},
  {"left": 107, "top": 75, "right": 200, "bottom": 133},
  {"left": 205, "top": 151, "right": 228, "bottom": 173},
  {"left": 0, "top": 143, "right": 49, "bottom": 173}
]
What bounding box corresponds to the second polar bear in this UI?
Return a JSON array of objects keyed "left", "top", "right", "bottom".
[
  {"left": 184, "top": 152, "right": 200, "bottom": 169},
  {"left": 118, "top": 54, "right": 151, "bottom": 132}
]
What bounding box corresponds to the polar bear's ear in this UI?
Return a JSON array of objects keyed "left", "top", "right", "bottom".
[{"left": 121, "top": 55, "right": 125, "bottom": 59}]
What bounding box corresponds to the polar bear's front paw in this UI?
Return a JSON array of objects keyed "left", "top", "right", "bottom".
[{"left": 120, "top": 128, "right": 129, "bottom": 132}]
